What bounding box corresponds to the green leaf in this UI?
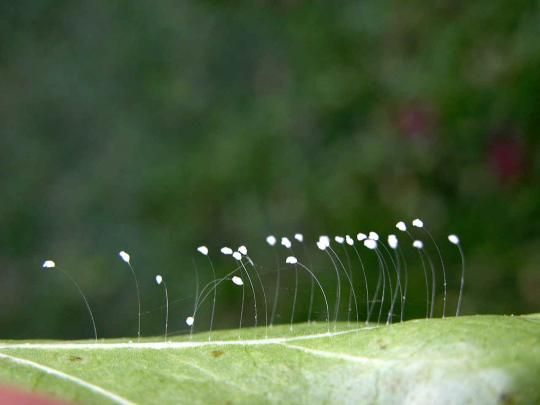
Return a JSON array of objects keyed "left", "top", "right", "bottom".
[{"left": 1, "top": 314, "right": 539, "bottom": 404}]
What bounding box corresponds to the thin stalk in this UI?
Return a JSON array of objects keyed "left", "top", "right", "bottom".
[
  {"left": 351, "top": 245, "right": 370, "bottom": 325},
  {"left": 58, "top": 268, "right": 97, "bottom": 342}
]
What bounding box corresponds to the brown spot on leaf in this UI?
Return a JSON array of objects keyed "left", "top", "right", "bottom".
[
  {"left": 210, "top": 350, "right": 224, "bottom": 358},
  {"left": 68, "top": 355, "right": 83, "bottom": 362}
]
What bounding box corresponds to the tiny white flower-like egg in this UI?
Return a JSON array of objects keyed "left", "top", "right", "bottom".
[
  {"left": 334, "top": 236, "right": 345, "bottom": 244},
  {"left": 238, "top": 245, "right": 248, "bottom": 255},
  {"left": 413, "top": 240, "right": 424, "bottom": 249},
  {"left": 281, "top": 237, "right": 292, "bottom": 249},
  {"left": 232, "top": 251, "right": 242, "bottom": 261},
  {"left": 364, "top": 239, "right": 378, "bottom": 250},
  {"left": 266, "top": 235, "right": 277, "bottom": 246},
  {"left": 396, "top": 221, "right": 407, "bottom": 232},
  {"left": 319, "top": 235, "right": 330, "bottom": 246},
  {"left": 357, "top": 233, "right": 367, "bottom": 241},
  {"left": 232, "top": 276, "right": 244, "bottom": 286},
  {"left": 387, "top": 234, "right": 398, "bottom": 249},
  {"left": 412, "top": 218, "right": 424, "bottom": 228},
  {"left": 286, "top": 256, "right": 298, "bottom": 264},
  {"left": 119, "top": 251, "right": 130, "bottom": 263},
  {"left": 345, "top": 235, "right": 354, "bottom": 246},
  {"left": 294, "top": 233, "right": 304, "bottom": 242},
  {"left": 197, "top": 246, "right": 209, "bottom": 256},
  {"left": 316, "top": 240, "right": 328, "bottom": 251},
  {"left": 155, "top": 275, "right": 163, "bottom": 285},
  {"left": 368, "top": 232, "right": 379, "bottom": 241},
  {"left": 186, "top": 316, "right": 194, "bottom": 326},
  {"left": 42, "top": 260, "right": 56, "bottom": 269},
  {"left": 221, "top": 247, "right": 233, "bottom": 255},
  {"left": 448, "top": 234, "right": 460, "bottom": 245}
]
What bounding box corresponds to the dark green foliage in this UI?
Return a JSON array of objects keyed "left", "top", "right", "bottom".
[{"left": 0, "top": 1, "right": 539, "bottom": 339}]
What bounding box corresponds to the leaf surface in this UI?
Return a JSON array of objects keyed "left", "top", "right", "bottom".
[{"left": 0, "top": 314, "right": 539, "bottom": 404}]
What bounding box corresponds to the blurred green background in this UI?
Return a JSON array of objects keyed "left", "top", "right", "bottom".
[{"left": 1, "top": 1, "right": 539, "bottom": 340}]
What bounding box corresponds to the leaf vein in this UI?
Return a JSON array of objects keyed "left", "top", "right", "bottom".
[
  {"left": 279, "top": 343, "right": 390, "bottom": 366},
  {"left": 0, "top": 351, "right": 135, "bottom": 405}
]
